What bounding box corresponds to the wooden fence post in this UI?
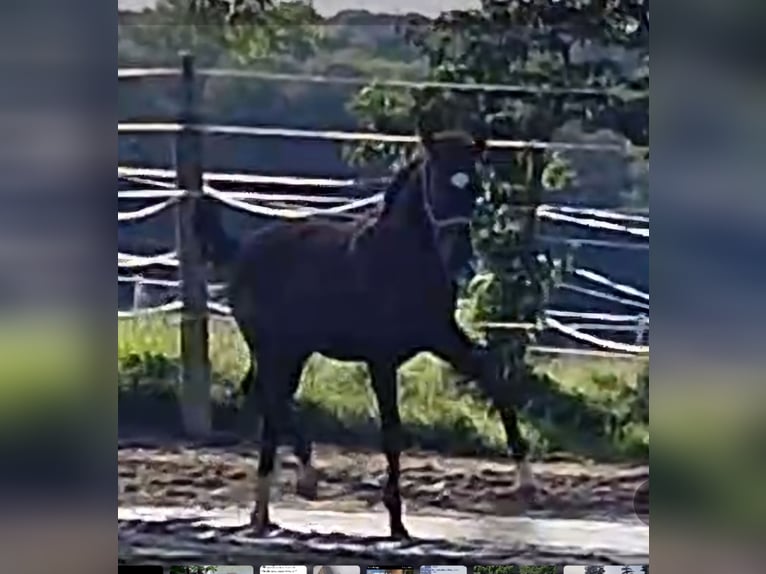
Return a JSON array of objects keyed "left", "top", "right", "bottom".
[{"left": 175, "top": 52, "right": 211, "bottom": 438}]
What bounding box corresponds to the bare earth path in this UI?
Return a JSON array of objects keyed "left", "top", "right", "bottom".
[{"left": 118, "top": 443, "right": 649, "bottom": 564}]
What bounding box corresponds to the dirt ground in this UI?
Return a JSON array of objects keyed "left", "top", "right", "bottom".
[{"left": 119, "top": 442, "right": 647, "bottom": 522}]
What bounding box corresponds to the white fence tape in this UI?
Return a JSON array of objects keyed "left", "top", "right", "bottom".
[
  {"left": 544, "top": 317, "right": 649, "bottom": 354},
  {"left": 548, "top": 205, "right": 649, "bottom": 224},
  {"left": 560, "top": 282, "right": 650, "bottom": 310},
  {"left": 118, "top": 251, "right": 179, "bottom": 268},
  {"left": 118, "top": 165, "right": 357, "bottom": 188},
  {"left": 118, "top": 300, "right": 183, "bottom": 318},
  {"left": 560, "top": 323, "right": 647, "bottom": 332},
  {"left": 119, "top": 189, "right": 186, "bottom": 199},
  {"left": 573, "top": 268, "right": 649, "bottom": 301},
  {"left": 539, "top": 235, "right": 650, "bottom": 251},
  {"left": 118, "top": 122, "right": 635, "bottom": 153},
  {"left": 527, "top": 345, "right": 646, "bottom": 360},
  {"left": 545, "top": 310, "right": 648, "bottom": 323},
  {"left": 116, "top": 299, "right": 648, "bottom": 359},
  {"left": 538, "top": 206, "right": 649, "bottom": 238},
  {"left": 118, "top": 166, "right": 651, "bottom": 228},
  {"left": 118, "top": 188, "right": 363, "bottom": 204},
  {"left": 202, "top": 183, "right": 380, "bottom": 219},
  {"left": 117, "top": 67, "right": 642, "bottom": 99},
  {"left": 118, "top": 274, "right": 226, "bottom": 293},
  {"left": 118, "top": 196, "right": 179, "bottom": 222}
]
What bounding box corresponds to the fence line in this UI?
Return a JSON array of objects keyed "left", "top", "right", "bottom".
[
  {"left": 538, "top": 206, "right": 649, "bottom": 238},
  {"left": 118, "top": 250, "right": 179, "bottom": 268},
  {"left": 118, "top": 196, "right": 180, "bottom": 222},
  {"left": 118, "top": 169, "right": 650, "bottom": 238},
  {"left": 117, "top": 300, "right": 649, "bottom": 358},
  {"left": 539, "top": 235, "right": 650, "bottom": 251},
  {"left": 118, "top": 275, "right": 648, "bottom": 326},
  {"left": 544, "top": 317, "right": 649, "bottom": 354},
  {"left": 545, "top": 309, "right": 647, "bottom": 323},
  {"left": 549, "top": 205, "right": 649, "bottom": 224},
  {"left": 120, "top": 166, "right": 649, "bottom": 224},
  {"left": 560, "top": 282, "right": 650, "bottom": 310},
  {"left": 203, "top": 183, "right": 378, "bottom": 219},
  {"left": 118, "top": 122, "right": 638, "bottom": 154},
  {"left": 526, "top": 346, "right": 646, "bottom": 360},
  {"left": 119, "top": 165, "right": 358, "bottom": 188},
  {"left": 117, "top": 67, "right": 646, "bottom": 100},
  {"left": 119, "top": 274, "right": 226, "bottom": 293},
  {"left": 118, "top": 188, "right": 362, "bottom": 204},
  {"left": 573, "top": 267, "right": 649, "bottom": 301}
]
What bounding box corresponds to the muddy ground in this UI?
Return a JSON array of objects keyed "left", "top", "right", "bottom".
[
  {"left": 119, "top": 442, "right": 647, "bottom": 522},
  {"left": 118, "top": 440, "right": 648, "bottom": 565}
]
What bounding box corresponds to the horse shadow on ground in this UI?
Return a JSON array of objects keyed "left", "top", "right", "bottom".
[{"left": 118, "top": 367, "right": 643, "bottom": 464}]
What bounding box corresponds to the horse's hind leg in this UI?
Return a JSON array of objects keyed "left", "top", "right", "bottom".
[
  {"left": 369, "top": 360, "right": 410, "bottom": 540},
  {"left": 237, "top": 360, "right": 262, "bottom": 439},
  {"left": 249, "top": 352, "right": 299, "bottom": 533},
  {"left": 432, "top": 325, "right": 538, "bottom": 496},
  {"left": 285, "top": 360, "right": 318, "bottom": 500}
]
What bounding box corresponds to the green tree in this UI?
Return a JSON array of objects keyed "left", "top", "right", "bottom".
[
  {"left": 519, "top": 566, "right": 557, "bottom": 574},
  {"left": 584, "top": 566, "right": 605, "bottom": 574},
  {"left": 349, "top": 0, "right": 649, "bottom": 413},
  {"left": 124, "top": 0, "right": 322, "bottom": 67}
]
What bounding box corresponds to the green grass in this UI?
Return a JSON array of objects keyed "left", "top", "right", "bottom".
[{"left": 118, "top": 314, "right": 648, "bottom": 461}]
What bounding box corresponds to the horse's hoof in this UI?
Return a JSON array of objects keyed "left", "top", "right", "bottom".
[
  {"left": 296, "top": 475, "right": 319, "bottom": 500},
  {"left": 514, "top": 480, "right": 546, "bottom": 504},
  {"left": 390, "top": 524, "right": 412, "bottom": 541},
  {"left": 249, "top": 508, "right": 279, "bottom": 536},
  {"left": 250, "top": 519, "right": 280, "bottom": 536}
]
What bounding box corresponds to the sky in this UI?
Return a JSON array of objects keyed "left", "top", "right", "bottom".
[
  {"left": 118, "top": 0, "right": 480, "bottom": 17},
  {"left": 564, "top": 568, "right": 645, "bottom": 574}
]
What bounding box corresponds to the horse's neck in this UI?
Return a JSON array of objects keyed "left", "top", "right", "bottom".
[
  {"left": 378, "top": 169, "right": 429, "bottom": 233},
  {"left": 352, "top": 164, "right": 431, "bottom": 254}
]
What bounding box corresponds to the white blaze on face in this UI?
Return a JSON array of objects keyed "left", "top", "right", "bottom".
[{"left": 450, "top": 171, "right": 470, "bottom": 189}]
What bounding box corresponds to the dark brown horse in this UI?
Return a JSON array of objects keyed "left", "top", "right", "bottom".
[{"left": 194, "top": 129, "right": 537, "bottom": 539}]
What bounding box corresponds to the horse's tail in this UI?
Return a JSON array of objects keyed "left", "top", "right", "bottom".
[{"left": 194, "top": 195, "right": 239, "bottom": 269}]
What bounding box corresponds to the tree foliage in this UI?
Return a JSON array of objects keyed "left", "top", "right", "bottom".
[
  {"left": 584, "top": 566, "right": 606, "bottom": 574},
  {"left": 123, "top": 0, "right": 322, "bottom": 67},
  {"left": 349, "top": 0, "right": 649, "bottom": 398}
]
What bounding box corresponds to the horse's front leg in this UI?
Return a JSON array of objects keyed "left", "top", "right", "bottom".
[
  {"left": 431, "top": 323, "right": 539, "bottom": 496},
  {"left": 368, "top": 360, "right": 411, "bottom": 540}
]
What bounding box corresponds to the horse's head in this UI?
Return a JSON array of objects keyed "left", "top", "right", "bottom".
[{"left": 418, "top": 127, "right": 487, "bottom": 280}]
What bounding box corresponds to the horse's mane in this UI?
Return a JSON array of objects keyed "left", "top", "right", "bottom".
[
  {"left": 349, "top": 130, "right": 475, "bottom": 249},
  {"left": 379, "top": 154, "right": 424, "bottom": 217}
]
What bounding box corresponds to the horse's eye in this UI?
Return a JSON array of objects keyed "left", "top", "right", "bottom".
[{"left": 450, "top": 172, "right": 470, "bottom": 189}]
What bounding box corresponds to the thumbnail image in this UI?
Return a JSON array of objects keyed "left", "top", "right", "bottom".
[
  {"left": 421, "top": 567, "right": 467, "bottom": 574},
  {"left": 474, "top": 568, "right": 561, "bottom": 574},
  {"left": 314, "top": 568, "right": 360, "bottom": 574},
  {"left": 366, "top": 568, "right": 415, "bottom": 574},
  {"left": 564, "top": 567, "right": 648, "bottom": 574},
  {"left": 261, "top": 567, "right": 307, "bottom": 574},
  {"left": 167, "top": 568, "right": 253, "bottom": 574}
]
